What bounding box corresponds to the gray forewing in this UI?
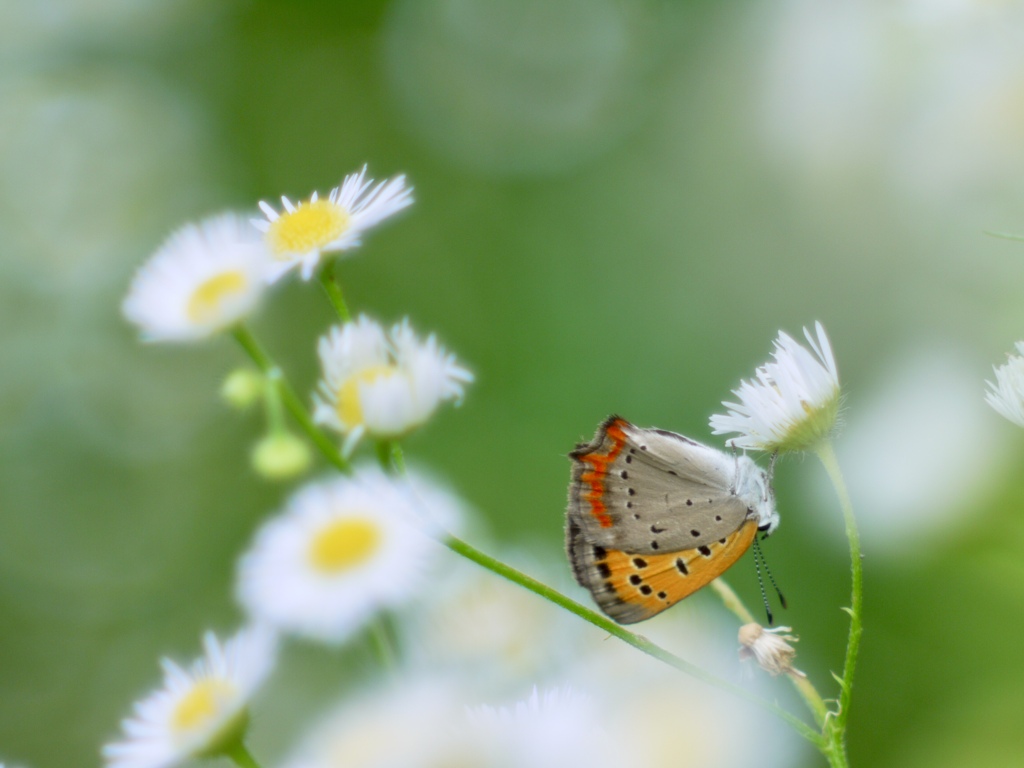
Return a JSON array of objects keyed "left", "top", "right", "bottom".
[{"left": 567, "top": 419, "right": 753, "bottom": 554}]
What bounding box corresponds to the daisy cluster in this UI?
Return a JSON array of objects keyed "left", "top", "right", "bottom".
[
  {"left": 124, "top": 167, "right": 412, "bottom": 342},
  {"left": 108, "top": 167, "right": 484, "bottom": 768},
  {"left": 107, "top": 166, "right": 809, "bottom": 768}
]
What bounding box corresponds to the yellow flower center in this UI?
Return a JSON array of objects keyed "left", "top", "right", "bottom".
[
  {"left": 186, "top": 271, "right": 248, "bottom": 324},
  {"left": 266, "top": 199, "right": 350, "bottom": 258},
  {"left": 308, "top": 517, "right": 382, "bottom": 573},
  {"left": 336, "top": 364, "right": 398, "bottom": 427},
  {"left": 171, "top": 679, "right": 236, "bottom": 734}
]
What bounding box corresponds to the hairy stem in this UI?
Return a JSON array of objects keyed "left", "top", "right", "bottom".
[{"left": 815, "top": 439, "right": 862, "bottom": 762}]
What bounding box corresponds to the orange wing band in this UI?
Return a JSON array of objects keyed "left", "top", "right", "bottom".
[
  {"left": 597, "top": 519, "right": 758, "bottom": 622},
  {"left": 576, "top": 418, "right": 628, "bottom": 529}
]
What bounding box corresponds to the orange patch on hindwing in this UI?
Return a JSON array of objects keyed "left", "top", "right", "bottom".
[
  {"left": 592, "top": 520, "right": 758, "bottom": 623},
  {"left": 576, "top": 419, "right": 628, "bottom": 529}
]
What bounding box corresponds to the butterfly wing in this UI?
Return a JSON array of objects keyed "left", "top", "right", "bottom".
[
  {"left": 568, "top": 517, "right": 758, "bottom": 624},
  {"left": 568, "top": 416, "right": 751, "bottom": 554}
]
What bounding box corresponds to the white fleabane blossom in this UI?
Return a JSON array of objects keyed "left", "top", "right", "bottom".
[
  {"left": 710, "top": 322, "right": 840, "bottom": 452},
  {"left": 253, "top": 166, "right": 413, "bottom": 282},
  {"left": 985, "top": 342, "right": 1024, "bottom": 428},
  {"left": 284, "top": 682, "right": 623, "bottom": 768},
  {"left": 123, "top": 214, "right": 271, "bottom": 342},
  {"left": 236, "top": 467, "right": 453, "bottom": 644},
  {"left": 102, "top": 627, "right": 277, "bottom": 768},
  {"left": 313, "top": 316, "right": 473, "bottom": 457},
  {"left": 465, "top": 687, "right": 624, "bottom": 768}
]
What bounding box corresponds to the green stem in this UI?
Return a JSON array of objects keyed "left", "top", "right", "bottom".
[
  {"left": 984, "top": 230, "right": 1024, "bottom": 242},
  {"left": 793, "top": 675, "right": 830, "bottom": 730},
  {"left": 815, "top": 439, "right": 862, "bottom": 760},
  {"left": 444, "top": 534, "right": 821, "bottom": 746},
  {"left": 223, "top": 741, "right": 262, "bottom": 768},
  {"left": 709, "top": 578, "right": 757, "bottom": 624},
  {"left": 375, "top": 440, "right": 394, "bottom": 474},
  {"left": 232, "top": 326, "right": 350, "bottom": 475},
  {"left": 261, "top": 373, "right": 287, "bottom": 435},
  {"left": 318, "top": 262, "right": 352, "bottom": 322},
  {"left": 369, "top": 616, "right": 399, "bottom": 671}
]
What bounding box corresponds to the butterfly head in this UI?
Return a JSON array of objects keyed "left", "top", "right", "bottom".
[{"left": 736, "top": 456, "right": 779, "bottom": 537}]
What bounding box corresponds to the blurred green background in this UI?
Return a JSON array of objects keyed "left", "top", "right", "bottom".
[{"left": 4, "top": 0, "right": 1024, "bottom": 765}]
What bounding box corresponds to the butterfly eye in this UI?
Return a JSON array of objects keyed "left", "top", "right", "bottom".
[{"left": 758, "top": 522, "right": 772, "bottom": 533}]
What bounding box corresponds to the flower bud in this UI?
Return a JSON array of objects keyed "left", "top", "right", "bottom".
[
  {"left": 221, "top": 369, "right": 264, "bottom": 410},
  {"left": 251, "top": 433, "right": 312, "bottom": 480}
]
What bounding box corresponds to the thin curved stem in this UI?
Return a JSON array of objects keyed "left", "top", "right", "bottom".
[
  {"left": 709, "top": 578, "right": 757, "bottom": 624},
  {"left": 984, "top": 230, "right": 1024, "bottom": 242},
  {"left": 444, "top": 534, "right": 822, "bottom": 745},
  {"left": 368, "top": 617, "right": 398, "bottom": 672},
  {"left": 232, "top": 326, "right": 350, "bottom": 474},
  {"left": 223, "top": 741, "right": 262, "bottom": 768},
  {"left": 318, "top": 261, "right": 352, "bottom": 322}
]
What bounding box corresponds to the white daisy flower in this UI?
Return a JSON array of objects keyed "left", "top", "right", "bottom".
[
  {"left": 123, "top": 213, "right": 271, "bottom": 342},
  {"left": 280, "top": 677, "right": 474, "bottom": 768},
  {"left": 102, "top": 627, "right": 277, "bottom": 768},
  {"left": 284, "top": 681, "right": 623, "bottom": 768},
  {"left": 985, "top": 341, "right": 1024, "bottom": 428},
  {"left": 738, "top": 623, "right": 805, "bottom": 678},
  {"left": 253, "top": 166, "right": 413, "bottom": 282},
  {"left": 710, "top": 322, "right": 840, "bottom": 453},
  {"left": 236, "top": 467, "right": 450, "bottom": 644},
  {"left": 465, "top": 687, "right": 624, "bottom": 768},
  {"left": 313, "top": 316, "right": 473, "bottom": 457}
]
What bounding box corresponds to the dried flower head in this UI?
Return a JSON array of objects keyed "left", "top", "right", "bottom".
[{"left": 738, "top": 623, "right": 805, "bottom": 678}]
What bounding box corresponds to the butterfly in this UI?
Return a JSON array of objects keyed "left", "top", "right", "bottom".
[{"left": 566, "top": 415, "right": 779, "bottom": 624}]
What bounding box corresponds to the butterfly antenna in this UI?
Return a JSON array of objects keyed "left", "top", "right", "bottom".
[
  {"left": 751, "top": 535, "right": 774, "bottom": 626},
  {"left": 754, "top": 534, "right": 788, "bottom": 610}
]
